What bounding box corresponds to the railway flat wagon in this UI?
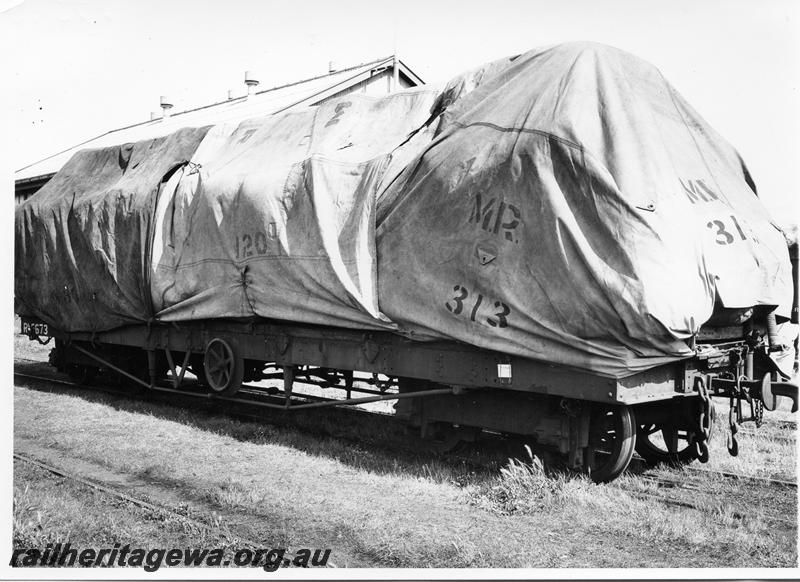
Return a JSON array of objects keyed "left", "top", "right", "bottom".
[{"left": 16, "top": 43, "right": 798, "bottom": 483}]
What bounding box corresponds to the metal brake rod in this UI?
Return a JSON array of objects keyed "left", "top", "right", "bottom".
[
  {"left": 71, "top": 344, "right": 457, "bottom": 410},
  {"left": 150, "top": 384, "right": 455, "bottom": 411}
]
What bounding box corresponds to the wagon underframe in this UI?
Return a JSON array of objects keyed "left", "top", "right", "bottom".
[{"left": 23, "top": 317, "right": 796, "bottom": 483}]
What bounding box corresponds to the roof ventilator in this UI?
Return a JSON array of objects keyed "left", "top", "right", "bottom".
[
  {"left": 159, "top": 96, "right": 173, "bottom": 118},
  {"left": 245, "top": 71, "right": 259, "bottom": 97}
]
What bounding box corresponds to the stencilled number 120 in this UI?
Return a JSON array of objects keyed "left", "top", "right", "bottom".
[
  {"left": 234, "top": 231, "right": 269, "bottom": 259},
  {"left": 445, "top": 284, "right": 511, "bottom": 328}
]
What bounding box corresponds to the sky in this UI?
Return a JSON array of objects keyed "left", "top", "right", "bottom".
[{"left": 1, "top": 0, "right": 798, "bottom": 230}]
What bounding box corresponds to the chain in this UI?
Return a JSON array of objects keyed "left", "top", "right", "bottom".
[
  {"left": 727, "top": 376, "right": 740, "bottom": 456},
  {"left": 693, "top": 377, "right": 712, "bottom": 463},
  {"left": 695, "top": 376, "right": 712, "bottom": 441},
  {"left": 753, "top": 396, "right": 764, "bottom": 427}
]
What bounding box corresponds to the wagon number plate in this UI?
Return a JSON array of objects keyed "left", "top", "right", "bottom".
[{"left": 21, "top": 317, "right": 51, "bottom": 338}]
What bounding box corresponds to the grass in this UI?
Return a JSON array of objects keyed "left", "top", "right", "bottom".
[
  {"left": 13, "top": 377, "right": 798, "bottom": 568},
  {"left": 698, "top": 395, "right": 797, "bottom": 481},
  {"left": 13, "top": 461, "right": 218, "bottom": 553},
  {"left": 12, "top": 324, "right": 799, "bottom": 568},
  {"left": 470, "top": 445, "right": 794, "bottom": 565}
]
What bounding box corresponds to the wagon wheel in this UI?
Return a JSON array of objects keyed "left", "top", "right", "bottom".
[
  {"left": 66, "top": 364, "right": 96, "bottom": 385},
  {"left": 203, "top": 338, "right": 243, "bottom": 396},
  {"left": 635, "top": 424, "right": 697, "bottom": 466},
  {"left": 587, "top": 404, "right": 636, "bottom": 483},
  {"left": 636, "top": 405, "right": 715, "bottom": 466}
]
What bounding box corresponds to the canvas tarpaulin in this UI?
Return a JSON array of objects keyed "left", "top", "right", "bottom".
[
  {"left": 376, "top": 42, "right": 792, "bottom": 377},
  {"left": 15, "top": 42, "right": 793, "bottom": 378},
  {"left": 149, "top": 89, "right": 438, "bottom": 328},
  {"left": 15, "top": 126, "right": 211, "bottom": 332}
]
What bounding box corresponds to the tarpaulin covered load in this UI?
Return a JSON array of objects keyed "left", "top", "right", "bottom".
[
  {"left": 15, "top": 126, "right": 211, "bottom": 331},
  {"left": 15, "top": 42, "right": 793, "bottom": 378},
  {"left": 16, "top": 90, "right": 439, "bottom": 333},
  {"left": 377, "top": 42, "right": 792, "bottom": 376},
  {"left": 149, "top": 89, "right": 438, "bottom": 328}
]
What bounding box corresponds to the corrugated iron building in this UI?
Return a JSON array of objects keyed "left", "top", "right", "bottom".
[{"left": 15, "top": 55, "right": 423, "bottom": 204}]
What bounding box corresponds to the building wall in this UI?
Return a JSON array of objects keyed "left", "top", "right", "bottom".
[{"left": 15, "top": 175, "right": 53, "bottom": 206}]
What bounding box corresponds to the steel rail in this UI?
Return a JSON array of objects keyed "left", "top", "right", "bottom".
[
  {"left": 13, "top": 451, "right": 337, "bottom": 568},
  {"left": 735, "top": 429, "right": 795, "bottom": 444},
  {"left": 14, "top": 355, "right": 396, "bottom": 397},
  {"left": 14, "top": 372, "right": 77, "bottom": 388},
  {"left": 14, "top": 451, "right": 199, "bottom": 519},
  {"left": 615, "top": 478, "right": 796, "bottom": 527},
  {"left": 12, "top": 367, "right": 500, "bottom": 473},
  {"left": 14, "top": 371, "right": 424, "bottom": 418},
  {"left": 15, "top": 370, "right": 799, "bottom": 536},
  {"left": 12, "top": 369, "right": 394, "bottom": 435},
  {"left": 685, "top": 467, "right": 797, "bottom": 488}
]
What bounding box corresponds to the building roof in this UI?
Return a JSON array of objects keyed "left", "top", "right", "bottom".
[{"left": 16, "top": 55, "right": 423, "bottom": 183}]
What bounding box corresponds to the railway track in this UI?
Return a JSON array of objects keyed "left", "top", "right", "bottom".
[
  {"left": 14, "top": 452, "right": 221, "bottom": 531},
  {"left": 14, "top": 360, "right": 798, "bottom": 529},
  {"left": 13, "top": 451, "right": 338, "bottom": 568},
  {"left": 620, "top": 472, "right": 798, "bottom": 528},
  {"left": 685, "top": 467, "right": 797, "bottom": 488},
  {"left": 15, "top": 365, "right": 797, "bottom": 480},
  {"left": 12, "top": 366, "right": 512, "bottom": 473},
  {"left": 19, "top": 366, "right": 796, "bottom": 478}
]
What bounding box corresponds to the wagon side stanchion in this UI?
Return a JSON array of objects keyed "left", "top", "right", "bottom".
[
  {"left": 164, "top": 348, "right": 191, "bottom": 389},
  {"left": 283, "top": 365, "right": 295, "bottom": 409},
  {"left": 147, "top": 349, "right": 158, "bottom": 389},
  {"left": 343, "top": 370, "right": 354, "bottom": 399}
]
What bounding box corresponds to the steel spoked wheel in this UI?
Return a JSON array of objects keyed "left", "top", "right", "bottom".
[
  {"left": 636, "top": 404, "right": 715, "bottom": 466},
  {"left": 635, "top": 424, "right": 696, "bottom": 466},
  {"left": 203, "top": 338, "right": 243, "bottom": 396},
  {"left": 588, "top": 404, "right": 636, "bottom": 483}
]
